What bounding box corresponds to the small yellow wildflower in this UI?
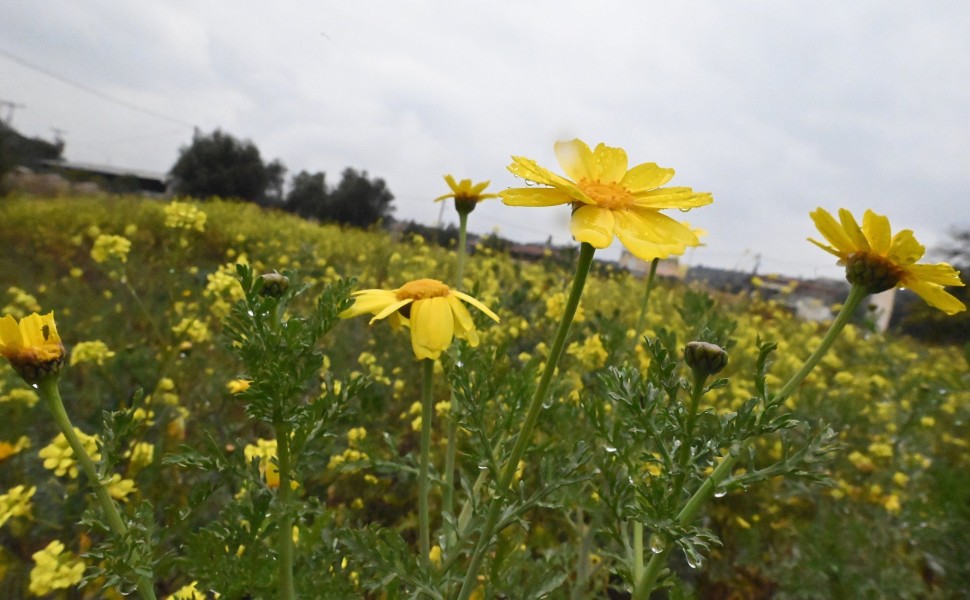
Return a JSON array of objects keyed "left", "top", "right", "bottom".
[
  {"left": 501, "top": 139, "right": 712, "bottom": 260},
  {"left": 69, "top": 340, "right": 115, "bottom": 366},
  {"left": 105, "top": 474, "right": 137, "bottom": 502},
  {"left": 0, "top": 436, "right": 30, "bottom": 461},
  {"left": 244, "top": 439, "right": 282, "bottom": 489},
  {"left": 227, "top": 379, "right": 251, "bottom": 394},
  {"left": 126, "top": 442, "right": 155, "bottom": 470},
  {"left": 0, "top": 312, "right": 65, "bottom": 384},
  {"left": 809, "top": 208, "right": 965, "bottom": 314},
  {"left": 39, "top": 430, "right": 100, "bottom": 478},
  {"left": 434, "top": 175, "right": 499, "bottom": 214},
  {"left": 28, "top": 540, "right": 85, "bottom": 596},
  {"left": 167, "top": 581, "right": 210, "bottom": 600},
  {"left": 429, "top": 545, "right": 443, "bottom": 568},
  {"left": 347, "top": 427, "right": 367, "bottom": 447},
  {"left": 0, "top": 485, "right": 36, "bottom": 528},
  {"left": 90, "top": 234, "right": 131, "bottom": 264},
  {"left": 341, "top": 278, "right": 499, "bottom": 360}
]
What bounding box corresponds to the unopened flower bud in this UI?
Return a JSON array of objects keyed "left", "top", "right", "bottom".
[
  {"left": 259, "top": 272, "right": 289, "bottom": 297},
  {"left": 844, "top": 252, "right": 904, "bottom": 294},
  {"left": 684, "top": 341, "right": 728, "bottom": 378}
]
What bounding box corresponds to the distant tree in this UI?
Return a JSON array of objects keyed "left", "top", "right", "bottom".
[
  {"left": 327, "top": 168, "right": 394, "bottom": 228},
  {"left": 169, "top": 129, "right": 283, "bottom": 203},
  {"left": 284, "top": 171, "right": 328, "bottom": 219},
  {"left": 263, "top": 159, "right": 287, "bottom": 206}
]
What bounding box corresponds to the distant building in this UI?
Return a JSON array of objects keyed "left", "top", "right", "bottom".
[
  {"left": 39, "top": 159, "right": 169, "bottom": 196},
  {"left": 618, "top": 249, "right": 686, "bottom": 279}
]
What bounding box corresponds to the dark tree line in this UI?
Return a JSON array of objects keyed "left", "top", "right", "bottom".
[{"left": 169, "top": 128, "right": 394, "bottom": 227}]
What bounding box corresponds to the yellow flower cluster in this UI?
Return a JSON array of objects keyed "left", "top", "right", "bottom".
[
  {"left": 164, "top": 201, "right": 208, "bottom": 232},
  {"left": 0, "top": 388, "right": 39, "bottom": 407},
  {"left": 28, "top": 540, "right": 85, "bottom": 596},
  {"left": 90, "top": 233, "right": 132, "bottom": 264},
  {"left": 38, "top": 429, "right": 101, "bottom": 479},
  {"left": 0, "top": 484, "right": 36, "bottom": 528},
  {"left": 327, "top": 448, "right": 370, "bottom": 472},
  {"left": 69, "top": 340, "right": 115, "bottom": 366}
]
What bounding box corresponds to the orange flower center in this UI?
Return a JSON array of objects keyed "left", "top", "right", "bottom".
[
  {"left": 578, "top": 179, "right": 635, "bottom": 210},
  {"left": 396, "top": 279, "right": 451, "bottom": 301}
]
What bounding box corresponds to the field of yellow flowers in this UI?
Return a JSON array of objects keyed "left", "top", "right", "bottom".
[{"left": 0, "top": 192, "right": 968, "bottom": 599}]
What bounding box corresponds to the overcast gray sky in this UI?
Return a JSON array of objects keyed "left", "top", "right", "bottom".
[{"left": 2, "top": 1, "right": 968, "bottom": 278}]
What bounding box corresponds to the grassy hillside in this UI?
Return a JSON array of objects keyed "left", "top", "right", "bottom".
[{"left": 0, "top": 194, "right": 967, "bottom": 598}]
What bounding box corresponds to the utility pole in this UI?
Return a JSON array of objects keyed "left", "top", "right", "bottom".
[{"left": 0, "top": 99, "right": 25, "bottom": 125}]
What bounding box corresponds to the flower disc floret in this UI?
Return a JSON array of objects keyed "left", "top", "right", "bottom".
[
  {"left": 0, "top": 312, "right": 65, "bottom": 383},
  {"left": 500, "top": 139, "right": 713, "bottom": 260},
  {"left": 341, "top": 278, "right": 499, "bottom": 360},
  {"left": 809, "top": 208, "right": 966, "bottom": 314}
]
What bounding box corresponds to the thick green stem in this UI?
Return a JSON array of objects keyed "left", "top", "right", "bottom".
[
  {"left": 773, "top": 283, "right": 868, "bottom": 403},
  {"left": 443, "top": 211, "right": 469, "bottom": 545},
  {"left": 419, "top": 358, "right": 435, "bottom": 570},
  {"left": 274, "top": 423, "right": 296, "bottom": 600},
  {"left": 633, "top": 448, "right": 740, "bottom": 600},
  {"left": 455, "top": 243, "right": 596, "bottom": 600},
  {"left": 38, "top": 379, "right": 157, "bottom": 600},
  {"left": 632, "top": 284, "right": 869, "bottom": 599},
  {"left": 634, "top": 258, "right": 660, "bottom": 336}
]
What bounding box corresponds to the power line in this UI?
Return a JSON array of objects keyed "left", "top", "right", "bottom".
[{"left": 0, "top": 47, "right": 196, "bottom": 129}]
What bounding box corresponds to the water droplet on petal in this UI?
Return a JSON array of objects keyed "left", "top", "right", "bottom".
[
  {"left": 649, "top": 533, "right": 666, "bottom": 554},
  {"left": 685, "top": 553, "right": 703, "bottom": 569},
  {"left": 714, "top": 487, "right": 727, "bottom": 498}
]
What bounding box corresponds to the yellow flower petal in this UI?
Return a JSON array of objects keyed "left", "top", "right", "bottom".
[
  {"left": 570, "top": 205, "right": 615, "bottom": 248},
  {"left": 410, "top": 298, "right": 454, "bottom": 360},
  {"left": 341, "top": 290, "right": 399, "bottom": 318},
  {"left": 0, "top": 315, "right": 23, "bottom": 352},
  {"left": 631, "top": 188, "right": 713, "bottom": 210},
  {"left": 809, "top": 208, "right": 855, "bottom": 255},
  {"left": 500, "top": 188, "right": 573, "bottom": 207},
  {"left": 904, "top": 279, "right": 967, "bottom": 315},
  {"left": 905, "top": 263, "right": 965, "bottom": 287},
  {"left": 862, "top": 210, "right": 892, "bottom": 255},
  {"left": 447, "top": 295, "right": 475, "bottom": 335},
  {"left": 554, "top": 139, "right": 597, "bottom": 182},
  {"left": 370, "top": 298, "right": 413, "bottom": 324},
  {"left": 888, "top": 230, "right": 925, "bottom": 266},
  {"left": 838, "top": 208, "right": 870, "bottom": 252},
  {"left": 620, "top": 162, "right": 675, "bottom": 192},
  {"left": 590, "top": 143, "right": 628, "bottom": 183},
  {"left": 451, "top": 291, "right": 500, "bottom": 322}
]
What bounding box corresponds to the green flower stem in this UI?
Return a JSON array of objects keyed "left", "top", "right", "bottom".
[
  {"left": 38, "top": 379, "right": 157, "bottom": 600},
  {"left": 634, "top": 258, "right": 660, "bottom": 336},
  {"left": 419, "top": 358, "right": 435, "bottom": 570},
  {"left": 632, "top": 521, "right": 644, "bottom": 584},
  {"left": 633, "top": 446, "right": 740, "bottom": 600},
  {"left": 630, "top": 257, "right": 660, "bottom": 586},
  {"left": 274, "top": 422, "right": 296, "bottom": 600},
  {"left": 632, "top": 283, "right": 869, "bottom": 599},
  {"left": 773, "top": 283, "right": 868, "bottom": 403},
  {"left": 455, "top": 243, "right": 596, "bottom": 600},
  {"left": 633, "top": 371, "right": 700, "bottom": 598},
  {"left": 443, "top": 210, "right": 470, "bottom": 546}
]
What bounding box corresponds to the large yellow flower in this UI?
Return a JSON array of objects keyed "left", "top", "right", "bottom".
[
  {"left": 809, "top": 207, "right": 965, "bottom": 314},
  {"left": 0, "top": 312, "right": 65, "bottom": 383},
  {"left": 340, "top": 279, "right": 499, "bottom": 360},
  {"left": 500, "top": 139, "right": 713, "bottom": 260}
]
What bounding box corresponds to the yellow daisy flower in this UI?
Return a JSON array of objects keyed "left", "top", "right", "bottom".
[
  {"left": 500, "top": 139, "right": 713, "bottom": 260},
  {"left": 809, "top": 208, "right": 965, "bottom": 314},
  {"left": 0, "top": 312, "right": 65, "bottom": 383},
  {"left": 340, "top": 278, "right": 499, "bottom": 360},
  {"left": 434, "top": 175, "right": 499, "bottom": 209}
]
